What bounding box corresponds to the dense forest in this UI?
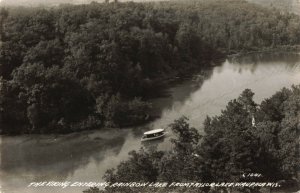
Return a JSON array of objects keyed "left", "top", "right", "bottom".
[
  {"left": 1, "top": 0, "right": 300, "bottom": 134},
  {"left": 85, "top": 86, "right": 300, "bottom": 193}
]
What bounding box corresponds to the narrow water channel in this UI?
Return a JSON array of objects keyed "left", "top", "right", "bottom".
[{"left": 1, "top": 52, "right": 300, "bottom": 193}]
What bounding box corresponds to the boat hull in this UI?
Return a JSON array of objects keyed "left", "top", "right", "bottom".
[{"left": 141, "top": 132, "right": 166, "bottom": 142}]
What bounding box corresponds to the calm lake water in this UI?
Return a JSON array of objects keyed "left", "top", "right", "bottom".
[{"left": 1, "top": 52, "right": 300, "bottom": 193}]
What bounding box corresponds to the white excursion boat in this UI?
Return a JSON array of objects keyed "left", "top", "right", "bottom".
[{"left": 141, "top": 128, "right": 166, "bottom": 142}]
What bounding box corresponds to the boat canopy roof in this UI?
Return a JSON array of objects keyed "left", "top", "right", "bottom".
[{"left": 144, "top": 128, "right": 164, "bottom": 135}]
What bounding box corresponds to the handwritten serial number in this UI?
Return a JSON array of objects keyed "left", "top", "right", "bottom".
[{"left": 242, "top": 173, "right": 263, "bottom": 178}]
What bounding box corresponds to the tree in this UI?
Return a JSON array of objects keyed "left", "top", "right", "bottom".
[
  {"left": 5, "top": 63, "right": 95, "bottom": 133},
  {"left": 84, "top": 87, "right": 300, "bottom": 193},
  {"left": 2, "top": 0, "right": 300, "bottom": 135},
  {"left": 0, "top": 8, "right": 9, "bottom": 40}
]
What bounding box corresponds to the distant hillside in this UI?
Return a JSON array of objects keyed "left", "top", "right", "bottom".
[
  {"left": 0, "top": 0, "right": 92, "bottom": 7},
  {"left": 1, "top": 0, "right": 300, "bottom": 15},
  {"left": 1, "top": 0, "right": 164, "bottom": 7},
  {"left": 246, "top": 0, "right": 300, "bottom": 15}
]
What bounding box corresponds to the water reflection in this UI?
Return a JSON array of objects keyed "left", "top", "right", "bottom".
[
  {"left": 1, "top": 52, "right": 300, "bottom": 193},
  {"left": 229, "top": 52, "right": 300, "bottom": 65},
  {"left": 151, "top": 52, "right": 300, "bottom": 132},
  {"left": 148, "top": 65, "right": 217, "bottom": 119},
  {"left": 228, "top": 52, "right": 300, "bottom": 74},
  {"left": 0, "top": 130, "right": 128, "bottom": 192}
]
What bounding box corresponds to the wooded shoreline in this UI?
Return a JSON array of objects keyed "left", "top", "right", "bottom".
[{"left": 1, "top": 0, "right": 300, "bottom": 135}]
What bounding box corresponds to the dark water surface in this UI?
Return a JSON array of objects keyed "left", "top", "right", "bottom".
[{"left": 1, "top": 52, "right": 300, "bottom": 193}]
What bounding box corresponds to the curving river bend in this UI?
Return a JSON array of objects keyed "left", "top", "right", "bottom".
[{"left": 1, "top": 52, "right": 300, "bottom": 193}]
